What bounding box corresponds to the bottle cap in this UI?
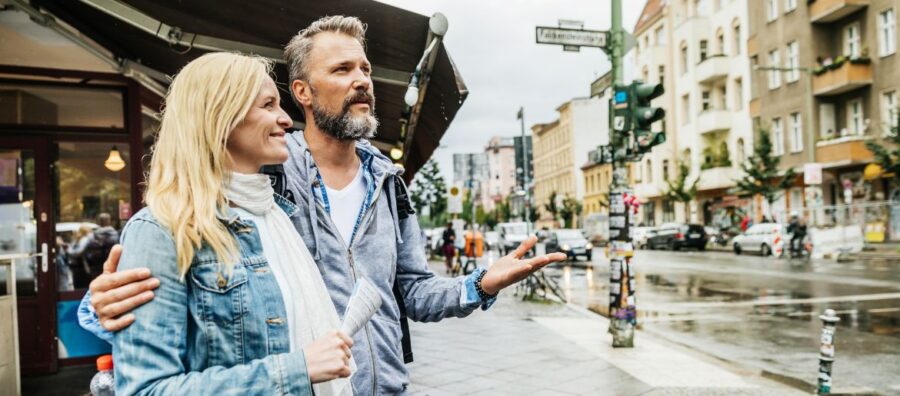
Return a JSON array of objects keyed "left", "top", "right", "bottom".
[{"left": 97, "top": 354, "right": 113, "bottom": 371}]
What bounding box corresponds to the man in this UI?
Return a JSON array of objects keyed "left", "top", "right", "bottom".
[
  {"left": 786, "top": 211, "right": 807, "bottom": 256},
  {"left": 440, "top": 222, "right": 456, "bottom": 274},
  {"left": 80, "top": 15, "right": 565, "bottom": 395}
]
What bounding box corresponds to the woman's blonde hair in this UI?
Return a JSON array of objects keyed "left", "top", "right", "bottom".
[{"left": 145, "top": 52, "right": 274, "bottom": 278}]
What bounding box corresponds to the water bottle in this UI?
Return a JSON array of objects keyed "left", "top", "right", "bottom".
[{"left": 90, "top": 354, "right": 115, "bottom": 396}]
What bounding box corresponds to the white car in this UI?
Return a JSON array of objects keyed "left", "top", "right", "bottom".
[
  {"left": 732, "top": 223, "right": 785, "bottom": 257},
  {"left": 631, "top": 226, "right": 656, "bottom": 249}
]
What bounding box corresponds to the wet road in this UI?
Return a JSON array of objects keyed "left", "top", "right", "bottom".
[{"left": 539, "top": 249, "right": 900, "bottom": 394}]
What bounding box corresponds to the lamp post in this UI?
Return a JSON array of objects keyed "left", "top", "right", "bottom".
[{"left": 517, "top": 107, "right": 533, "bottom": 234}]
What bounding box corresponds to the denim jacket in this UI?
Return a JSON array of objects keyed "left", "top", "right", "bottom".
[{"left": 110, "top": 196, "right": 312, "bottom": 396}]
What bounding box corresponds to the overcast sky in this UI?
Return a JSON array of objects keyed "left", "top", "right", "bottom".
[{"left": 376, "top": 0, "right": 644, "bottom": 182}]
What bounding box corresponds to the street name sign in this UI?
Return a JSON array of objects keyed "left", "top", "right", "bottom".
[{"left": 536, "top": 26, "right": 608, "bottom": 49}]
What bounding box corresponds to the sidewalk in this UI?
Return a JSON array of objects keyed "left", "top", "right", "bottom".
[{"left": 407, "top": 264, "right": 806, "bottom": 395}]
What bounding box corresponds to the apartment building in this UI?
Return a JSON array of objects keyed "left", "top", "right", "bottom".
[
  {"left": 629, "top": 0, "right": 681, "bottom": 226},
  {"left": 481, "top": 136, "right": 518, "bottom": 212},
  {"left": 748, "top": 0, "right": 898, "bottom": 218},
  {"left": 532, "top": 97, "right": 608, "bottom": 228},
  {"left": 582, "top": 151, "right": 613, "bottom": 215}
]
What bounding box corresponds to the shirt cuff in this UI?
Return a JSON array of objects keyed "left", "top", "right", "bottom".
[
  {"left": 460, "top": 267, "right": 497, "bottom": 311},
  {"left": 77, "top": 290, "right": 115, "bottom": 343}
]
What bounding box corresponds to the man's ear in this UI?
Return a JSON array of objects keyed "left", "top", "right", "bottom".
[{"left": 291, "top": 79, "right": 312, "bottom": 107}]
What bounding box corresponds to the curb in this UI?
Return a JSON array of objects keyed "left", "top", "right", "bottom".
[{"left": 560, "top": 302, "right": 882, "bottom": 395}]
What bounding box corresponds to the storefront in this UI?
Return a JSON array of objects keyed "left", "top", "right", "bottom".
[{"left": 0, "top": 65, "right": 157, "bottom": 373}]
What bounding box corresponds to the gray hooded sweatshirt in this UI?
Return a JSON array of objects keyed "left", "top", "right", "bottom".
[{"left": 281, "top": 132, "right": 485, "bottom": 395}]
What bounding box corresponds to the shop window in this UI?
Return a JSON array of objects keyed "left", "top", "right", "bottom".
[{"left": 0, "top": 83, "right": 124, "bottom": 129}]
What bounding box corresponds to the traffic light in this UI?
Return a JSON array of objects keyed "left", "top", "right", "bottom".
[{"left": 629, "top": 80, "right": 666, "bottom": 154}]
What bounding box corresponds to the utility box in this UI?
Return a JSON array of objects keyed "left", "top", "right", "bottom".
[{"left": 0, "top": 257, "right": 21, "bottom": 396}]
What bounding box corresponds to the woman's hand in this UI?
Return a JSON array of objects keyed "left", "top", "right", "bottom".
[{"left": 305, "top": 330, "right": 354, "bottom": 384}]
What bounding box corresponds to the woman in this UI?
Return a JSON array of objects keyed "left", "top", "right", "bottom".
[{"left": 112, "top": 52, "right": 353, "bottom": 396}]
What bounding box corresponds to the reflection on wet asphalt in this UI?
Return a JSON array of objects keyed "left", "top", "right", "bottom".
[{"left": 547, "top": 249, "right": 900, "bottom": 394}]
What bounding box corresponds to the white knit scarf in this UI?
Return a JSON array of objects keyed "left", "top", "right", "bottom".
[{"left": 225, "top": 172, "right": 354, "bottom": 396}]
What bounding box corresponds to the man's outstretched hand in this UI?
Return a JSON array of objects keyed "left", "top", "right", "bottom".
[
  {"left": 479, "top": 236, "right": 567, "bottom": 295},
  {"left": 88, "top": 245, "right": 159, "bottom": 331}
]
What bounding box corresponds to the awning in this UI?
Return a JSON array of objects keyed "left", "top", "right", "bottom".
[{"left": 30, "top": 0, "right": 468, "bottom": 180}]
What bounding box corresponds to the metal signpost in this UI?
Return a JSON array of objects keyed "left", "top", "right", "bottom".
[{"left": 536, "top": 0, "right": 665, "bottom": 347}]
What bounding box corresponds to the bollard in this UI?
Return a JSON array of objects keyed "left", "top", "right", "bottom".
[{"left": 817, "top": 308, "right": 840, "bottom": 394}]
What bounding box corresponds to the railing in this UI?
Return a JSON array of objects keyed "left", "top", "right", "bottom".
[{"left": 769, "top": 201, "right": 900, "bottom": 242}]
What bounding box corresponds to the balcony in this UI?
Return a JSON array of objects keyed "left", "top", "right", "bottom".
[
  {"left": 697, "top": 110, "right": 731, "bottom": 134},
  {"left": 815, "top": 135, "right": 874, "bottom": 164},
  {"left": 809, "top": 0, "right": 869, "bottom": 24},
  {"left": 812, "top": 59, "right": 872, "bottom": 96},
  {"left": 634, "top": 181, "right": 662, "bottom": 199},
  {"left": 698, "top": 166, "right": 737, "bottom": 191},
  {"left": 696, "top": 55, "right": 729, "bottom": 84}
]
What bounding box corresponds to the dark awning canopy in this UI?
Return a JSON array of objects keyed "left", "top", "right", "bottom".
[{"left": 33, "top": 0, "right": 467, "bottom": 180}]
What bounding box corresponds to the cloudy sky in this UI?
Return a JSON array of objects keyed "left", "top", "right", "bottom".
[{"left": 376, "top": 0, "right": 644, "bottom": 182}]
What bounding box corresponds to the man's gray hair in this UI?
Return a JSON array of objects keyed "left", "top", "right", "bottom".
[{"left": 284, "top": 15, "right": 367, "bottom": 85}]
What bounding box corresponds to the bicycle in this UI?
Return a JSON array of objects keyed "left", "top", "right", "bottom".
[{"left": 514, "top": 269, "right": 567, "bottom": 303}]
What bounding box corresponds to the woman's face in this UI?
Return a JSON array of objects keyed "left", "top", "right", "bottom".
[{"left": 227, "top": 76, "right": 293, "bottom": 173}]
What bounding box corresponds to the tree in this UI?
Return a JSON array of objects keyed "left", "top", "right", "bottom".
[
  {"left": 662, "top": 161, "right": 698, "bottom": 221},
  {"left": 408, "top": 159, "right": 447, "bottom": 227},
  {"left": 544, "top": 191, "right": 560, "bottom": 226},
  {"left": 558, "top": 195, "right": 583, "bottom": 229},
  {"left": 735, "top": 128, "right": 797, "bottom": 214},
  {"left": 865, "top": 112, "right": 900, "bottom": 182}
]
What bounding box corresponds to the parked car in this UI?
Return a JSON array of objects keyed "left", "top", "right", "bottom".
[
  {"left": 732, "top": 223, "right": 785, "bottom": 256},
  {"left": 631, "top": 226, "right": 656, "bottom": 249},
  {"left": 498, "top": 222, "right": 530, "bottom": 255},
  {"left": 544, "top": 229, "right": 593, "bottom": 261},
  {"left": 646, "top": 223, "right": 707, "bottom": 251}
]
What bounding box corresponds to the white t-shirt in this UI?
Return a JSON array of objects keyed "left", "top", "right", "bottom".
[{"left": 325, "top": 163, "right": 368, "bottom": 245}]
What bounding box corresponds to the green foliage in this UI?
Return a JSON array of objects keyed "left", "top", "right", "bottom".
[
  {"left": 662, "top": 161, "right": 698, "bottom": 204},
  {"left": 408, "top": 159, "right": 447, "bottom": 228},
  {"left": 559, "top": 195, "right": 583, "bottom": 229},
  {"left": 735, "top": 128, "right": 796, "bottom": 205},
  {"left": 865, "top": 112, "right": 900, "bottom": 181},
  {"left": 544, "top": 191, "right": 560, "bottom": 224}
]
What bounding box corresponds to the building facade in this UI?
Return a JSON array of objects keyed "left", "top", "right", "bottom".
[
  {"left": 748, "top": 0, "right": 898, "bottom": 226},
  {"left": 481, "top": 136, "right": 517, "bottom": 212},
  {"left": 531, "top": 97, "right": 608, "bottom": 228}
]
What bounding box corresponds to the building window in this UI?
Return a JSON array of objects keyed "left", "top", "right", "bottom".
[
  {"left": 881, "top": 90, "right": 898, "bottom": 134},
  {"left": 735, "top": 78, "right": 744, "bottom": 110},
  {"left": 682, "top": 94, "right": 691, "bottom": 125},
  {"left": 768, "top": 49, "right": 781, "bottom": 89},
  {"left": 635, "top": 162, "right": 643, "bottom": 183},
  {"left": 655, "top": 25, "right": 666, "bottom": 46},
  {"left": 681, "top": 42, "right": 689, "bottom": 74},
  {"left": 772, "top": 117, "right": 785, "bottom": 155},
  {"left": 789, "top": 112, "right": 803, "bottom": 153},
  {"left": 736, "top": 138, "right": 745, "bottom": 165},
  {"left": 786, "top": 41, "right": 800, "bottom": 82},
  {"left": 702, "top": 91, "right": 711, "bottom": 111},
  {"left": 844, "top": 22, "right": 861, "bottom": 58},
  {"left": 848, "top": 98, "right": 864, "bottom": 135},
  {"left": 699, "top": 40, "right": 709, "bottom": 62},
  {"left": 785, "top": 0, "right": 796, "bottom": 12},
  {"left": 732, "top": 21, "right": 741, "bottom": 55},
  {"left": 645, "top": 159, "right": 653, "bottom": 183},
  {"left": 767, "top": 0, "right": 778, "bottom": 22},
  {"left": 663, "top": 159, "right": 670, "bottom": 181},
  {"left": 879, "top": 9, "right": 896, "bottom": 57},
  {"left": 718, "top": 86, "right": 727, "bottom": 110},
  {"left": 659, "top": 65, "right": 665, "bottom": 87},
  {"left": 662, "top": 201, "right": 675, "bottom": 222}
]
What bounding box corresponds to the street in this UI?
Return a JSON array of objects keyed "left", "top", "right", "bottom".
[{"left": 540, "top": 248, "right": 900, "bottom": 394}]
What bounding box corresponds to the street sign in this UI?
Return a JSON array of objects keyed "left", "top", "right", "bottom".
[
  {"left": 804, "top": 163, "right": 823, "bottom": 185},
  {"left": 536, "top": 26, "right": 608, "bottom": 49},
  {"left": 448, "top": 183, "right": 463, "bottom": 214}
]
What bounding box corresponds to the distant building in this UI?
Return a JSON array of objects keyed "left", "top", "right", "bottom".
[{"left": 481, "top": 136, "right": 517, "bottom": 212}]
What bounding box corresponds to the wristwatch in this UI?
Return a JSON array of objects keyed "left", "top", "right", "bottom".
[{"left": 475, "top": 269, "right": 497, "bottom": 301}]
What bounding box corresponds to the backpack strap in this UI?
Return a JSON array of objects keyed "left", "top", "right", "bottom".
[{"left": 391, "top": 175, "right": 414, "bottom": 363}]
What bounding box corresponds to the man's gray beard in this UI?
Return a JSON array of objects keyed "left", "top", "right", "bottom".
[{"left": 311, "top": 99, "right": 379, "bottom": 141}]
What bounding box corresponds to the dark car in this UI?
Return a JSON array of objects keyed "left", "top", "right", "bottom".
[
  {"left": 544, "top": 229, "right": 594, "bottom": 261},
  {"left": 646, "top": 223, "right": 707, "bottom": 251}
]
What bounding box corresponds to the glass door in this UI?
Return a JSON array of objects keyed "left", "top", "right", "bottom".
[{"left": 0, "top": 137, "right": 56, "bottom": 374}]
